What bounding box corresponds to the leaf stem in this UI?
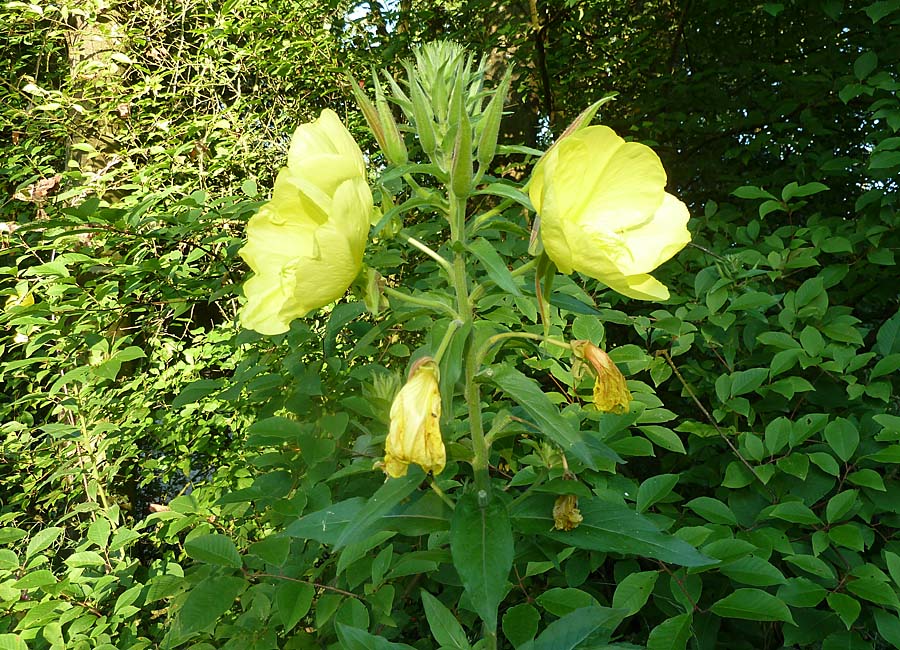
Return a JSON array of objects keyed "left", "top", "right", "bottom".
[{"left": 383, "top": 286, "right": 458, "bottom": 318}]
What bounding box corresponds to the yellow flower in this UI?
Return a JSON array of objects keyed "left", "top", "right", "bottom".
[
  {"left": 529, "top": 125, "right": 691, "bottom": 301},
  {"left": 384, "top": 358, "right": 446, "bottom": 478},
  {"left": 239, "top": 109, "right": 373, "bottom": 335},
  {"left": 573, "top": 341, "right": 633, "bottom": 414},
  {"left": 553, "top": 495, "right": 583, "bottom": 531}
]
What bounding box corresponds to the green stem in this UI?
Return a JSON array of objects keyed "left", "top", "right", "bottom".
[
  {"left": 433, "top": 319, "right": 463, "bottom": 364},
  {"left": 465, "top": 338, "right": 490, "bottom": 494},
  {"left": 475, "top": 331, "right": 572, "bottom": 370},
  {"left": 401, "top": 232, "right": 454, "bottom": 275},
  {"left": 446, "top": 191, "right": 492, "bottom": 495},
  {"left": 383, "top": 286, "right": 458, "bottom": 318},
  {"left": 467, "top": 198, "right": 514, "bottom": 234},
  {"left": 429, "top": 479, "right": 456, "bottom": 510}
]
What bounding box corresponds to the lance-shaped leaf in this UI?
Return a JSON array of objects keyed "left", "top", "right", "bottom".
[
  {"left": 511, "top": 494, "right": 714, "bottom": 567},
  {"left": 334, "top": 468, "right": 423, "bottom": 548},
  {"left": 489, "top": 364, "right": 621, "bottom": 469},
  {"left": 450, "top": 491, "right": 513, "bottom": 633}
]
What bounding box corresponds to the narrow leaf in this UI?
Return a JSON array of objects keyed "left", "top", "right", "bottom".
[
  {"left": 450, "top": 492, "right": 514, "bottom": 632},
  {"left": 490, "top": 364, "right": 621, "bottom": 469},
  {"left": 421, "top": 590, "right": 470, "bottom": 649}
]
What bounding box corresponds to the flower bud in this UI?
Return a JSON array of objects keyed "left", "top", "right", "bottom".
[
  {"left": 572, "top": 341, "right": 633, "bottom": 414},
  {"left": 476, "top": 68, "right": 512, "bottom": 171},
  {"left": 383, "top": 358, "right": 446, "bottom": 478}
]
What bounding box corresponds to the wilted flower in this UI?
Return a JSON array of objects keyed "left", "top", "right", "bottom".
[
  {"left": 529, "top": 125, "right": 691, "bottom": 301},
  {"left": 553, "top": 494, "right": 583, "bottom": 531},
  {"left": 572, "top": 341, "right": 632, "bottom": 414},
  {"left": 384, "top": 358, "right": 446, "bottom": 478},
  {"left": 239, "top": 109, "right": 373, "bottom": 335}
]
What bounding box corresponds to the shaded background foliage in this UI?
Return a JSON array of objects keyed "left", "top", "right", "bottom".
[{"left": 1, "top": 0, "right": 899, "bottom": 649}]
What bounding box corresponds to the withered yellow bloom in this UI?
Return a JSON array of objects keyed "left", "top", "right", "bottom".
[
  {"left": 573, "top": 341, "right": 633, "bottom": 414},
  {"left": 384, "top": 358, "right": 446, "bottom": 478},
  {"left": 529, "top": 125, "right": 691, "bottom": 301},
  {"left": 553, "top": 495, "right": 583, "bottom": 531},
  {"left": 239, "top": 109, "right": 373, "bottom": 335}
]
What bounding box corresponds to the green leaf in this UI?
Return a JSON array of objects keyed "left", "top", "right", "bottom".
[
  {"left": 876, "top": 310, "right": 900, "bottom": 356},
  {"left": 172, "top": 379, "right": 223, "bottom": 408},
  {"left": 164, "top": 576, "right": 247, "bottom": 646},
  {"left": 246, "top": 416, "right": 305, "bottom": 446},
  {"left": 249, "top": 535, "right": 291, "bottom": 566},
  {"left": 824, "top": 418, "right": 858, "bottom": 462},
  {"left": 420, "top": 590, "right": 470, "bottom": 650},
  {"left": 276, "top": 581, "right": 314, "bottom": 633},
  {"left": 0, "top": 634, "right": 28, "bottom": 650},
  {"left": 450, "top": 492, "right": 514, "bottom": 632},
  {"left": 846, "top": 468, "right": 885, "bottom": 491},
  {"left": 489, "top": 364, "right": 621, "bottom": 470},
  {"left": 710, "top": 588, "right": 795, "bottom": 624},
  {"left": 873, "top": 608, "right": 900, "bottom": 647},
  {"left": 785, "top": 554, "right": 836, "bottom": 581},
  {"left": 324, "top": 301, "right": 366, "bottom": 357},
  {"left": 732, "top": 186, "right": 776, "bottom": 200},
  {"left": 612, "top": 571, "right": 659, "bottom": 616},
  {"left": 520, "top": 606, "right": 625, "bottom": 650},
  {"left": 335, "top": 623, "right": 417, "bottom": 650},
  {"left": 285, "top": 498, "right": 366, "bottom": 544},
  {"left": 87, "top": 517, "right": 111, "bottom": 549},
  {"left": 685, "top": 497, "right": 737, "bottom": 525},
  {"left": 827, "top": 592, "right": 860, "bottom": 628},
  {"left": 639, "top": 426, "right": 685, "bottom": 453},
  {"left": 0, "top": 528, "right": 26, "bottom": 545},
  {"left": 184, "top": 533, "right": 242, "bottom": 568},
  {"left": 334, "top": 469, "right": 422, "bottom": 549},
  {"left": 870, "top": 150, "right": 900, "bottom": 169},
  {"left": 729, "top": 368, "right": 769, "bottom": 397},
  {"left": 886, "top": 551, "right": 900, "bottom": 589},
  {"left": 764, "top": 417, "right": 792, "bottom": 454},
  {"left": 721, "top": 556, "right": 787, "bottom": 587},
  {"left": 25, "top": 527, "right": 63, "bottom": 560},
  {"left": 636, "top": 473, "right": 679, "bottom": 513},
  {"left": 473, "top": 183, "right": 535, "bottom": 211},
  {"left": 846, "top": 578, "right": 900, "bottom": 607},
  {"left": 536, "top": 587, "right": 599, "bottom": 616},
  {"left": 13, "top": 569, "right": 56, "bottom": 589},
  {"left": 502, "top": 603, "right": 540, "bottom": 648},
  {"left": 64, "top": 551, "right": 105, "bottom": 567},
  {"left": 0, "top": 550, "right": 18, "bottom": 571},
  {"left": 777, "top": 578, "right": 826, "bottom": 608},
  {"left": 647, "top": 613, "right": 692, "bottom": 650},
  {"left": 512, "top": 495, "right": 713, "bottom": 567},
  {"left": 826, "top": 490, "right": 859, "bottom": 523},
  {"left": 468, "top": 238, "right": 522, "bottom": 296},
  {"left": 872, "top": 353, "right": 900, "bottom": 379},
  {"left": 783, "top": 181, "right": 829, "bottom": 200},
  {"left": 768, "top": 501, "right": 822, "bottom": 525}
]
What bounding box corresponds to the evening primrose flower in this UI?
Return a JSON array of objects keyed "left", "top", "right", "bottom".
[
  {"left": 239, "top": 109, "right": 373, "bottom": 335},
  {"left": 529, "top": 125, "right": 691, "bottom": 301},
  {"left": 383, "top": 358, "right": 446, "bottom": 478},
  {"left": 572, "top": 340, "right": 633, "bottom": 414}
]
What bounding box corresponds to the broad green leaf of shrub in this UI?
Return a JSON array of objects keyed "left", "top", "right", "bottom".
[
  {"left": 710, "top": 588, "right": 795, "bottom": 624},
  {"left": 184, "top": 533, "right": 242, "bottom": 568},
  {"left": 646, "top": 613, "right": 692, "bottom": 650}
]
